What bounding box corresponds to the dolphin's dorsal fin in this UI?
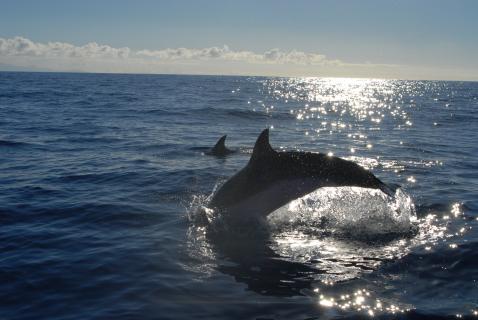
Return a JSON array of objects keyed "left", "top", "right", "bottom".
[
  {"left": 211, "top": 135, "right": 227, "bottom": 153},
  {"left": 251, "top": 129, "right": 275, "bottom": 162}
]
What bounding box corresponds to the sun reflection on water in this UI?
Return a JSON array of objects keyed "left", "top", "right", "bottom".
[
  {"left": 259, "top": 78, "right": 418, "bottom": 134},
  {"left": 314, "top": 286, "right": 412, "bottom": 317},
  {"left": 184, "top": 77, "right": 474, "bottom": 317},
  {"left": 186, "top": 179, "right": 471, "bottom": 316}
]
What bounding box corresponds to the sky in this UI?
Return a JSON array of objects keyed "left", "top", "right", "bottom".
[{"left": 1, "top": 0, "right": 477, "bottom": 80}]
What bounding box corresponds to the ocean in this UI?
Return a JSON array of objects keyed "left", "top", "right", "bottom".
[{"left": 0, "top": 72, "right": 477, "bottom": 319}]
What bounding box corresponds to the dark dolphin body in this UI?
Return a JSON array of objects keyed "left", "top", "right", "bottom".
[
  {"left": 206, "top": 135, "right": 236, "bottom": 157},
  {"left": 210, "top": 129, "right": 393, "bottom": 217}
]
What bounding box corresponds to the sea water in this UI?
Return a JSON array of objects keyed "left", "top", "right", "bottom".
[{"left": 1, "top": 72, "right": 477, "bottom": 319}]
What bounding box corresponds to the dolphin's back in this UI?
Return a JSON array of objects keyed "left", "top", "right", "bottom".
[
  {"left": 275, "top": 151, "right": 384, "bottom": 187},
  {"left": 209, "top": 129, "right": 391, "bottom": 216}
]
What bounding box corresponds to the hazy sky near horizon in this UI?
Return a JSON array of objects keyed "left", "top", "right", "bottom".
[{"left": 1, "top": 0, "right": 477, "bottom": 80}]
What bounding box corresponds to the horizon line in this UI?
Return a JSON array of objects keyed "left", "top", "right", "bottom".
[
  {"left": 2, "top": 36, "right": 477, "bottom": 82},
  {"left": 1, "top": 69, "right": 476, "bottom": 83}
]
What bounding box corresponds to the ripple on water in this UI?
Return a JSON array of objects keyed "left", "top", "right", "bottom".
[
  {"left": 185, "top": 185, "right": 465, "bottom": 318},
  {"left": 188, "top": 187, "right": 419, "bottom": 281}
]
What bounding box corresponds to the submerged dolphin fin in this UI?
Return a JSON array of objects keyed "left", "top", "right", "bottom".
[
  {"left": 208, "top": 135, "right": 235, "bottom": 157},
  {"left": 250, "top": 129, "right": 275, "bottom": 162},
  {"left": 212, "top": 135, "right": 227, "bottom": 153}
]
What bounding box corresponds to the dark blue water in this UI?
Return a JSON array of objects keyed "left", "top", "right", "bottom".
[{"left": 1, "top": 72, "right": 477, "bottom": 319}]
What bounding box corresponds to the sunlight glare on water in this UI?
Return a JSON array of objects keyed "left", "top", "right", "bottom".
[
  {"left": 2, "top": 72, "right": 478, "bottom": 319},
  {"left": 263, "top": 187, "right": 418, "bottom": 285},
  {"left": 181, "top": 76, "right": 477, "bottom": 318},
  {"left": 261, "top": 78, "right": 416, "bottom": 135}
]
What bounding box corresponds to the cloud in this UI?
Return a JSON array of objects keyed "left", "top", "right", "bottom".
[
  {"left": 0, "top": 36, "right": 338, "bottom": 66},
  {"left": 0, "top": 36, "right": 131, "bottom": 59},
  {"left": 2, "top": 36, "right": 474, "bottom": 80}
]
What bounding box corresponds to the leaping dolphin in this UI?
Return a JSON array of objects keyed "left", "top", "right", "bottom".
[
  {"left": 206, "top": 135, "right": 236, "bottom": 157},
  {"left": 209, "top": 129, "right": 393, "bottom": 218}
]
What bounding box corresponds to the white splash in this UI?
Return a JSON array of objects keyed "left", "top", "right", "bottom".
[{"left": 268, "top": 187, "right": 417, "bottom": 239}]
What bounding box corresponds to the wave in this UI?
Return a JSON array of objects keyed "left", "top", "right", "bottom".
[
  {"left": 189, "top": 106, "right": 294, "bottom": 121},
  {"left": 47, "top": 171, "right": 141, "bottom": 185},
  {"left": 0, "top": 139, "right": 29, "bottom": 147},
  {"left": 143, "top": 108, "right": 188, "bottom": 116},
  {"left": 141, "top": 106, "right": 275, "bottom": 121}
]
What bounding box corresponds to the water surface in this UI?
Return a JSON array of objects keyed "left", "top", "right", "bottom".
[{"left": 0, "top": 72, "right": 477, "bottom": 319}]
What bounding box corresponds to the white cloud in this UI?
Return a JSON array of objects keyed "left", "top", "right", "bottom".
[
  {"left": 0, "top": 36, "right": 338, "bottom": 66},
  {"left": 135, "top": 45, "right": 341, "bottom": 66},
  {"left": 0, "top": 36, "right": 131, "bottom": 59},
  {"left": 1, "top": 36, "right": 475, "bottom": 80}
]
